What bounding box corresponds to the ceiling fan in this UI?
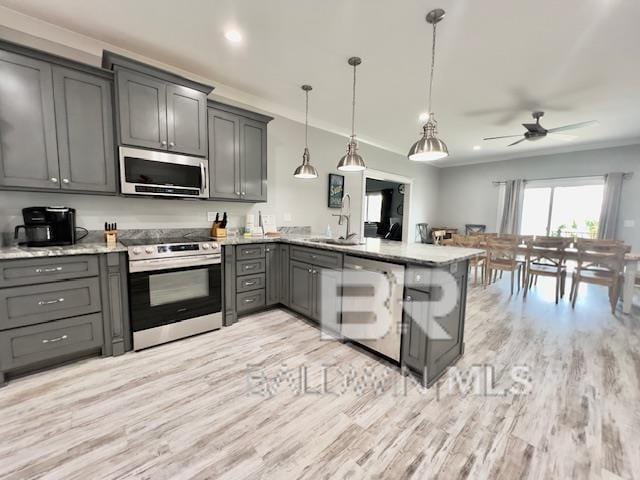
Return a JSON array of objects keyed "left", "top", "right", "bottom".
[{"left": 483, "top": 111, "right": 598, "bottom": 147}]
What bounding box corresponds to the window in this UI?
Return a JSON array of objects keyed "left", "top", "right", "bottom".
[
  {"left": 364, "top": 192, "right": 383, "bottom": 223},
  {"left": 520, "top": 177, "right": 604, "bottom": 238}
]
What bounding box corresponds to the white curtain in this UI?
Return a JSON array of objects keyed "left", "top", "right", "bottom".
[
  {"left": 598, "top": 172, "right": 624, "bottom": 240},
  {"left": 499, "top": 179, "right": 525, "bottom": 234}
]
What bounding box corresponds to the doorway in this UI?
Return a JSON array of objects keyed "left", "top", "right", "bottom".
[{"left": 359, "top": 169, "right": 412, "bottom": 243}]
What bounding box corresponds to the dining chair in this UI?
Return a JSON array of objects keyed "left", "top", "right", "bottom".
[
  {"left": 458, "top": 236, "right": 486, "bottom": 286},
  {"left": 523, "top": 237, "right": 570, "bottom": 304},
  {"left": 465, "top": 224, "right": 486, "bottom": 235},
  {"left": 432, "top": 230, "right": 447, "bottom": 245},
  {"left": 485, "top": 238, "right": 523, "bottom": 295},
  {"left": 570, "top": 239, "right": 627, "bottom": 313}
]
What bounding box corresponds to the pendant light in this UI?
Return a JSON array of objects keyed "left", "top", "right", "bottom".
[
  {"left": 408, "top": 8, "right": 449, "bottom": 161},
  {"left": 293, "top": 85, "right": 318, "bottom": 179},
  {"left": 337, "top": 57, "right": 366, "bottom": 172}
]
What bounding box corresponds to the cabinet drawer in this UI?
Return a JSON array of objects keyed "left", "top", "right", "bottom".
[
  {"left": 237, "top": 289, "right": 265, "bottom": 313},
  {"left": 0, "top": 278, "right": 102, "bottom": 330},
  {"left": 0, "top": 313, "right": 103, "bottom": 370},
  {"left": 290, "top": 246, "right": 343, "bottom": 270},
  {"left": 0, "top": 256, "right": 99, "bottom": 288},
  {"left": 236, "top": 273, "right": 266, "bottom": 293},
  {"left": 236, "top": 244, "right": 266, "bottom": 260},
  {"left": 237, "top": 258, "right": 266, "bottom": 276}
]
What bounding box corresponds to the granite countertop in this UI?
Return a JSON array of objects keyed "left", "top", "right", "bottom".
[
  {"left": 0, "top": 242, "right": 127, "bottom": 260},
  {"left": 222, "top": 235, "right": 483, "bottom": 267},
  {"left": 0, "top": 233, "right": 482, "bottom": 267}
]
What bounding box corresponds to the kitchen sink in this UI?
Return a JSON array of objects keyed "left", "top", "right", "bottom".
[{"left": 308, "top": 237, "right": 361, "bottom": 246}]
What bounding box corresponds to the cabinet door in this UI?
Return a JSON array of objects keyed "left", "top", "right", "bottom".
[
  {"left": 208, "top": 108, "right": 241, "bottom": 200},
  {"left": 313, "top": 267, "right": 341, "bottom": 327},
  {"left": 166, "top": 84, "right": 207, "bottom": 157},
  {"left": 265, "top": 244, "right": 280, "bottom": 306},
  {"left": 0, "top": 50, "right": 60, "bottom": 189},
  {"left": 280, "top": 245, "right": 290, "bottom": 306},
  {"left": 401, "top": 288, "right": 430, "bottom": 374},
  {"left": 289, "top": 260, "right": 313, "bottom": 318},
  {"left": 117, "top": 69, "right": 167, "bottom": 150},
  {"left": 52, "top": 67, "right": 116, "bottom": 193},
  {"left": 239, "top": 118, "right": 267, "bottom": 202}
]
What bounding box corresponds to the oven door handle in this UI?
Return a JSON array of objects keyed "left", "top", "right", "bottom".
[
  {"left": 129, "top": 254, "right": 221, "bottom": 273},
  {"left": 200, "top": 162, "right": 207, "bottom": 194}
]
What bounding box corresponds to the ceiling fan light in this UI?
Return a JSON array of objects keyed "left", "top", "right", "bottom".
[{"left": 337, "top": 139, "right": 366, "bottom": 172}]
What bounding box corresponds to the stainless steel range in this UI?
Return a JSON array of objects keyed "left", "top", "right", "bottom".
[{"left": 122, "top": 237, "right": 222, "bottom": 350}]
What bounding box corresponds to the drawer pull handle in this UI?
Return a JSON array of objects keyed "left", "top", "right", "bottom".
[
  {"left": 245, "top": 264, "right": 256, "bottom": 269},
  {"left": 42, "top": 334, "right": 68, "bottom": 344},
  {"left": 38, "top": 298, "right": 65, "bottom": 306},
  {"left": 244, "top": 281, "right": 257, "bottom": 286},
  {"left": 244, "top": 298, "right": 256, "bottom": 303},
  {"left": 35, "top": 266, "right": 63, "bottom": 274}
]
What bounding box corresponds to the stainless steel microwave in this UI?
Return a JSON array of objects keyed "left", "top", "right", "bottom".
[{"left": 119, "top": 147, "right": 209, "bottom": 198}]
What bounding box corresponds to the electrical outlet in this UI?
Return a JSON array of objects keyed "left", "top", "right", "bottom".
[
  {"left": 283, "top": 213, "right": 292, "bottom": 222},
  {"left": 624, "top": 220, "right": 635, "bottom": 228},
  {"left": 207, "top": 211, "right": 220, "bottom": 222}
]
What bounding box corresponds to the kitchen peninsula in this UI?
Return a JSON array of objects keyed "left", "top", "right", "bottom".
[{"left": 0, "top": 233, "right": 482, "bottom": 386}]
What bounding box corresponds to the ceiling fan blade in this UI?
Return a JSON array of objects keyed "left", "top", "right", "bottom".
[
  {"left": 507, "top": 138, "right": 527, "bottom": 147},
  {"left": 549, "top": 133, "right": 578, "bottom": 141},
  {"left": 547, "top": 120, "right": 598, "bottom": 133},
  {"left": 483, "top": 135, "right": 523, "bottom": 141}
]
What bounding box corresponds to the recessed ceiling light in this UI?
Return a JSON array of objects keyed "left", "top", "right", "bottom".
[
  {"left": 473, "top": 145, "right": 482, "bottom": 151},
  {"left": 419, "top": 112, "right": 429, "bottom": 123},
  {"left": 224, "top": 30, "right": 243, "bottom": 44}
]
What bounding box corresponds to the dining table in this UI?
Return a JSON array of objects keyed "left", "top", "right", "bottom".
[{"left": 471, "top": 241, "right": 640, "bottom": 314}]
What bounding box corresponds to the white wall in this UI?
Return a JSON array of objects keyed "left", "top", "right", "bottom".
[
  {"left": 0, "top": 28, "right": 440, "bottom": 239},
  {"left": 435, "top": 144, "right": 640, "bottom": 249}
]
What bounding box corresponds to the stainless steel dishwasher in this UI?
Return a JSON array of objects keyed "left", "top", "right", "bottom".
[{"left": 341, "top": 255, "right": 405, "bottom": 362}]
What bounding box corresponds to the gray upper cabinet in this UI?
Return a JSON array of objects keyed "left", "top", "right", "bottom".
[
  {"left": 207, "top": 102, "right": 272, "bottom": 203},
  {"left": 208, "top": 108, "right": 240, "bottom": 200},
  {"left": 240, "top": 118, "right": 267, "bottom": 202},
  {"left": 167, "top": 84, "right": 207, "bottom": 157},
  {"left": 117, "top": 69, "right": 168, "bottom": 151},
  {"left": 0, "top": 50, "right": 60, "bottom": 189},
  {"left": 53, "top": 66, "right": 116, "bottom": 193},
  {"left": 104, "top": 51, "right": 214, "bottom": 158}
]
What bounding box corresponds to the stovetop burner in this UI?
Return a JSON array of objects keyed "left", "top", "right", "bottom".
[{"left": 120, "top": 236, "right": 212, "bottom": 247}]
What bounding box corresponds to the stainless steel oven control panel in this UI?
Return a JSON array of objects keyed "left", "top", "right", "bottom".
[{"left": 126, "top": 241, "right": 221, "bottom": 260}]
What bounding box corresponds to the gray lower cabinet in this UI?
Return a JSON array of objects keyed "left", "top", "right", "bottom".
[
  {"left": 279, "top": 245, "right": 290, "bottom": 306},
  {"left": 0, "top": 253, "right": 130, "bottom": 385},
  {"left": 207, "top": 103, "right": 272, "bottom": 202},
  {"left": 401, "top": 261, "right": 468, "bottom": 386},
  {"left": 52, "top": 66, "right": 116, "bottom": 193},
  {"left": 289, "top": 260, "right": 314, "bottom": 318},
  {"left": 265, "top": 244, "right": 280, "bottom": 306},
  {"left": 0, "top": 44, "right": 117, "bottom": 194},
  {"left": 222, "top": 245, "right": 237, "bottom": 327},
  {"left": 0, "top": 50, "right": 59, "bottom": 189}
]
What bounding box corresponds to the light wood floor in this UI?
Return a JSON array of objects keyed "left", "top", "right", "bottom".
[{"left": 1, "top": 278, "right": 639, "bottom": 480}]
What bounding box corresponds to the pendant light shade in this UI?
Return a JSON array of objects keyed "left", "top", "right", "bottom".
[
  {"left": 337, "top": 57, "right": 366, "bottom": 172},
  {"left": 408, "top": 8, "right": 449, "bottom": 162},
  {"left": 293, "top": 85, "right": 318, "bottom": 179}
]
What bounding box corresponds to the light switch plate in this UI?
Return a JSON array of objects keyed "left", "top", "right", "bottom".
[
  {"left": 624, "top": 220, "right": 635, "bottom": 228},
  {"left": 207, "top": 211, "right": 220, "bottom": 222}
]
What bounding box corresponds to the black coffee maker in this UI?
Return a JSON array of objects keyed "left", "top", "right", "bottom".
[{"left": 14, "top": 207, "right": 77, "bottom": 247}]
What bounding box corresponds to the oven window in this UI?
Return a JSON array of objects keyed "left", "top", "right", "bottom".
[
  {"left": 149, "top": 268, "right": 209, "bottom": 307},
  {"left": 124, "top": 157, "right": 201, "bottom": 188}
]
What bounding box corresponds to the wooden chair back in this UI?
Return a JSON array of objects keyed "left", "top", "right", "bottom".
[
  {"left": 486, "top": 237, "right": 519, "bottom": 266},
  {"left": 574, "top": 239, "right": 626, "bottom": 280},
  {"left": 432, "top": 230, "right": 447, "bottom": 245},
  {"left": 525, "top": 237, "right": 570, "bottom": 269}
]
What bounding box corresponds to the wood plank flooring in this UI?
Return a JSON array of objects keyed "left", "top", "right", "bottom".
[{"left": 1, "top": 278, "right": 639, "bottom": 479}]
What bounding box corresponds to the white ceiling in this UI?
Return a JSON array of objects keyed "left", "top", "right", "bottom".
[{"left": 2, "top": 0, "right": 639, "bottom": 167}]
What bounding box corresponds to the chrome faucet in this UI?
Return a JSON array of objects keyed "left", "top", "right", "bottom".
[{"left": 332, "top": 193, "right": 358, "bottom": 241}]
